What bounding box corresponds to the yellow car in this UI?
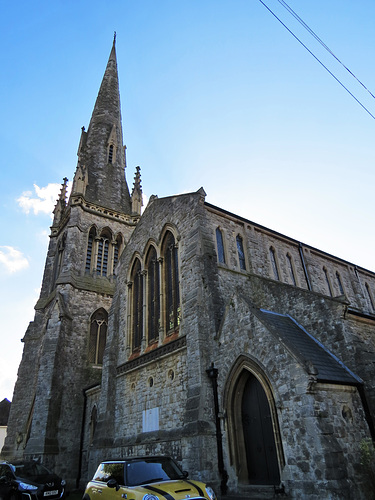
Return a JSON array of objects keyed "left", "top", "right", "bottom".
[{"left": 83, "top": 456, "right": 217, "bottom": 500}]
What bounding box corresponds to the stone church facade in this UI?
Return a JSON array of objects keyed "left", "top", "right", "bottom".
[{"left": 2, "top": 39, "right": 375, "bottom": 499}]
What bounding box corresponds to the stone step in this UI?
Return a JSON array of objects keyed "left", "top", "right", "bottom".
[{"left": 221, "top": 484, "right": 289, "bottom": 499}]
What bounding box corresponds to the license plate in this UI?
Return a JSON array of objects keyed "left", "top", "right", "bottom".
[{"left": 44, "top": 491, "right": 58, "bottom": 496}]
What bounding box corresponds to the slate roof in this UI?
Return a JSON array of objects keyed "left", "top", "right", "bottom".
[{"left": 256, "top": 309, "right": 362, "bottom": 386}]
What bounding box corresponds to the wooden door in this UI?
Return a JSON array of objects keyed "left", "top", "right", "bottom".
[{"left": 241, "top": 373, "right": 280, "bottom": 484}]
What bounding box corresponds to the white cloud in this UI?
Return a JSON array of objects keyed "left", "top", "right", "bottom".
[
  {"left": 17, "top": 183, "right": 62, "bottom": 217},
  {"left": 0, "top": 246, "right": 29, "bottom": 274}
]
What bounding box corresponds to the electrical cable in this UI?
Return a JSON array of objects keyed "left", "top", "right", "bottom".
[
  {"left": 276, "top": 0, "right": 375, "bottom": 100},
  {"left": 258, "top": 0, "right": 375, "bottom": 120}
]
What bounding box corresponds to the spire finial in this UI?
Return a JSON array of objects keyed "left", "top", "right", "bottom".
[{"left": 113, "top": 31, "right": 116, "bottom": 44}]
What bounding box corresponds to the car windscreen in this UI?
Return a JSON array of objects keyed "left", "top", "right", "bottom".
[
  {"left": 125, "top": 458, "right": 183, "bottom": 486},
  {"left": 13, "top": 462, "right": 51, "bottom": 479}
]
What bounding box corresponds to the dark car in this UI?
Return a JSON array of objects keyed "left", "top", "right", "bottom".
[
  {"left": 0, "top": 460, "right": 65, "bottom": 500},
  {"left": 83, "top": 456, "right": 216, "bottom": 500}
]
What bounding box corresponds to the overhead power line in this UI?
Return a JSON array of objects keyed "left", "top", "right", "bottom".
[
  {"left": 258, "top": 0, "right": 375, "bottom": 121},
  {"left": 276, "top": 0, "right": 375, "bottom": 100}
]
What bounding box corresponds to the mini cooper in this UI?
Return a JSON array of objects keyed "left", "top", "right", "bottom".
[{"left": 83, "top": 456, "right": 216, "bottom": 500}]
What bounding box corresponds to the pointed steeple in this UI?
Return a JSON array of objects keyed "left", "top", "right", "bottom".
[{"left": 77, "top": 34, "right": 131, "bottom": 213}]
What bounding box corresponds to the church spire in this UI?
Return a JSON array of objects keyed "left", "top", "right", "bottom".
[{"left": 76, "top": 35, "right": 131, "bottom": 213}]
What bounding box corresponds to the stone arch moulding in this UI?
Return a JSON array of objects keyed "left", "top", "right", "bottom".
[
  {"left": 127, "top": 252, "right": 144, "bottom": 281},
  {"left": 223, "top": 354, "right": 285, "bottom": 485},
  {"left": 144, "top": 238, "right": 160, "bottom": 261},
  {"left": 159, "top": 222, "right": 180, "bottom": 246}
]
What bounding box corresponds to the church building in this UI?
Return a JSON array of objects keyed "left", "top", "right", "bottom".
[{"left": 2, "top": 38, "right": 375, "bottom": 499}]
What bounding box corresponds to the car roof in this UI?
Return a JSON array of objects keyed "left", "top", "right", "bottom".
[{"left": 100, "top": 456, "right": 172, "bottom": 463}]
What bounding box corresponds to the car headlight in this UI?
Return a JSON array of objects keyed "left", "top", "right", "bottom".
[
  {"left": 205, "top": 485, "right": 216, "bottom": 500},
  {"left": 142, "top": 495, "right": 159, "bottom": 500},
  {"left": 19, "top": 482, "right": 38, "bottom": 491}
]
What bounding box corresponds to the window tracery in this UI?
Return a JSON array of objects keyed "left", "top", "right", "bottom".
[
  {"left": 88, "top": 308, "right": 108, "bottom": 365},
  {"left": 128, "top": 229, "right": 181, "bottom": 355},
  {"left": 85, "top": 227, "right": 123, "bottom": 277}
]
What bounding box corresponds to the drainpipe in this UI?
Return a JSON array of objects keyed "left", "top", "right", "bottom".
[
  {"left": 76, "top": 388, "right": 88, "bottom": 490},
  {"left": 298, "top": 243, "right": 312, "bottom": 291},
  {"left": 206, "top": 363, "right": 228, "bottom": 495}
]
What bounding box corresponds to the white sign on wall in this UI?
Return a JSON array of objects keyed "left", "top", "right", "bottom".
[{"left": 142, "top": 407, "right": 159, "bottom": 433}]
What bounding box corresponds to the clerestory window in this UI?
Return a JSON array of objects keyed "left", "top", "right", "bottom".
[
  {"left": 336, "top": 272, "right": 344, "bottom": 295},
  {"left": 365, "top": 283, "right": 375, "bottom": 312},
  {"left": 236, "top": 235, "right": 246, "bottom": 270},
  {"left": 287, "top": 253, "right": 297, "bottom": 286},
  {"left": 216, "top": 228, "right": 226, "bottom": 264},
  {"left": 324, "top": 267, "right": 333, "bottom": 297},
  {"left": 270, "top": 247, "right": 280, "bottom": 281}
]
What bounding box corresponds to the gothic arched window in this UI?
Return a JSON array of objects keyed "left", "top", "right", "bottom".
[
  {"left": 365, "top": 283, "right": 374, "bottom": 312},
  {"left": 270, "top": 247, "right": 280, "bottom": 281},
  {"left": 85, "top": 227, "right": 96, "bottom": 274},
  {"left": 131, "top": 258, "right": 143, "bottom": 350},
  {"left": 324, "top": 267, "right": 333, "bottom": 297},
  {"left": 216, "top": 228, "right": 226, "bottom": 264},
  {"left": 236, "top": 234, "right": 246, "bottom": 270},
  {"left": 336, "top": 272, "right": 344, "bottom": 295},
  {"left": 113, "top": 234, "right": 123, "bottom": 273},
  {"left": 96, "top": 230, "right": 112, "bottom": 277},
  {"left": 146, "top": 246, "right": 160, "bottom": 343},
  {"left": 287, "top": 253, "right": 297, "bottom": 286},
  {"left": 162, "top": 231, "right": 180, "bottom": 333},
  {"left": 88, "top": 308, "right": 108, "bottom": 365}
]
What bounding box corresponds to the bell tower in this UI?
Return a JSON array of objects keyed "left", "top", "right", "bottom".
[{"left": 2, "top": 36, "right": 142, "bottom": 486}]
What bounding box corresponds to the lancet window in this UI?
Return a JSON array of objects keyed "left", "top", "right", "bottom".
[
  {"left": 146, "top": 246, "right": 160, "bottom": 343},
  {"left": 88, "top": 308, "right": 108, "bottom": 365},
  {"left": 236, "top": 234, "right": 246, "bottom": 270},
  {"left": 131, "top": 258, "right": 143, "bottom": 351},
  {"left": 336, "top": 272, "right": 344, "bottom": 295},
  {"left": 216, "top": 228, "right": 226, "bottom": 264},
  {"left": 270, "top": 247, "right": 280, "bottom": 281},
  {"left": 287, "top": 253, "right": 297, "bottom": 286},
  {"left": 324, "top": 267, "right": 333, "bottom": 297},
  {"left": 128, "top": 230, "right": 180, "bottom": 355},
  {"left": 163, "top": 231, "right": 180, "bottom": 333},
  {"left": 365, "top": 283, "right": 374, "bottom": 312}
]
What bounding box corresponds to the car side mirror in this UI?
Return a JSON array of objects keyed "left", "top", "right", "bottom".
[
  {"left": 182, "top": 471, "right": 189, "bottom": 479},
  {"left": 107, "top": 478, "right": 120, "bottom": 491}
]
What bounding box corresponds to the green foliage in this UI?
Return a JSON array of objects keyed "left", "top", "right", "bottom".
[{"left": 360, "top": 438, "right": 375, "bottom": 493}]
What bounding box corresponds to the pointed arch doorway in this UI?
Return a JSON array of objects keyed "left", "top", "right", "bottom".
[
  {"left": 226, "top": 358, "right": 283, "bottom": 486},
  {"left": 241, "top": 372, "right": 280, "bottom": 484}
]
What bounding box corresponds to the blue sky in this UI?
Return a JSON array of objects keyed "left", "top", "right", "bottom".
[{"left": 0, "top": 0, "right": 374, "bottom": 401}]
